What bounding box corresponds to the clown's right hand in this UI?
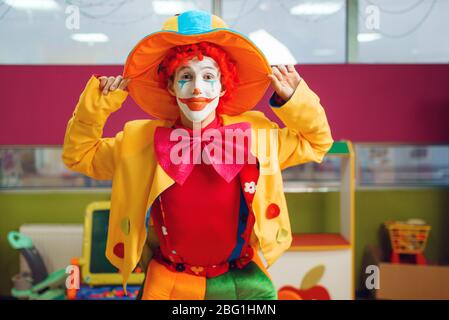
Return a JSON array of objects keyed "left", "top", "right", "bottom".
[{"left": 98, "top": 75, "right": 130, "bottom": 96}]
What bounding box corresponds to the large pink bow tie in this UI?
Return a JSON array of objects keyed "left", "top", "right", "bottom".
[{"left": 154, "top": 122, "right": 253, "bottom": 185}]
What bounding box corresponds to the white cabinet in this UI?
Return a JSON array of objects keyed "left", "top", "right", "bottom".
[{"left": 271, "top": 141, "right": 355, "bottom": 300}]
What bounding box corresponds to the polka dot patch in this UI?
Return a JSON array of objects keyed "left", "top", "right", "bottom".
[
  {"left": 120, "top": 217, "right": 130, "bottom": 235},
  {"left": 113, "top": 242, "right": 124, "bottom": 258},
  {"left": 276, "top": 227, "right": 290, "bottom": 243},
  {"left": 266, "top": 203, "right": 280, "bottom": 219}
]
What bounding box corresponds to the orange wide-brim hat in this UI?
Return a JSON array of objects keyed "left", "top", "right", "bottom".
[{"left": 123, "top": 10, "right": 272, "bottom": 120}]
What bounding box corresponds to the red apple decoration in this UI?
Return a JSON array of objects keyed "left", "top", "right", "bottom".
[
  {"left": 278, "top": 265, "right": 331, "bottom": 300},
  {"left": 278, "top": 286, "right": 303, "bottom": 300},
  {"left": 296, "top": 285, "right": 330, "bottom": 300}
]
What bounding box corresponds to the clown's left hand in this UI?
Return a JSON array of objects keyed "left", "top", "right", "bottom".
[{"left": 268, "top": 64, "right": 302, "bottom": 102}]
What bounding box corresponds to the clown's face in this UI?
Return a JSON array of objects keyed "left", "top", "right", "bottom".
[{"left": 168, "top": 56, "right": 226, "bottom": 123}]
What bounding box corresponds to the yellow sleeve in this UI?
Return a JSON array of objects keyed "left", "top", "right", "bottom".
[
  {"left": 62, "top": 75, "right": 129, "bottom": 180},
  {"left": 270, "top": 79, "right": 334, "bottom": 170}
]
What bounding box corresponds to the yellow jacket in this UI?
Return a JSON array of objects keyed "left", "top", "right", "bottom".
[{"left": 62, "top": 75, "right": 333, "bottom": 286}]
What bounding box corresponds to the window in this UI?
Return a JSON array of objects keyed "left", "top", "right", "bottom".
[
  {"left": 356, "top": 144, "right": 449, "bottom": 187},
  {"left": 222, "top": 0, "right": 347, "bottom": 64},
  {"left": 357, "top": 0, "right": 449, "bottom": 63},
  {"left": 0, "top": 1, "right": 447, "bottom": 63},
  {"left": 0, "top": 0, "right": 212, "bottom": 64}
]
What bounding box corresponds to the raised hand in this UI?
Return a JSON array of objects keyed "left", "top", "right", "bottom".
[
  {"left": 98, "top": 75, "right": 130, "bottom": 95},
  {"left": 268, "top": 65, "right": 302, "bottom": 102}
]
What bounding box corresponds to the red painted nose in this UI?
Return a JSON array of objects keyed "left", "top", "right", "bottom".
[{"left": 193, "top": 88, "right": 202, "bottom": 95}]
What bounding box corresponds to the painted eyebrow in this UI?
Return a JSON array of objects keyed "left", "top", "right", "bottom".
[
  {"left": 201, "top": 66, "right": 218, "bottom": 72},
  {"left": 178, "top": 66, "right": 218, "bottom": 73},
  {"left": 178, "top": 66, "right": 191, "bottom": 73}
]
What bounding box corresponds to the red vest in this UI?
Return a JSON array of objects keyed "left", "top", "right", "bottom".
[{"left": 150, "top": 116, "right": 259, "bottom": 277}]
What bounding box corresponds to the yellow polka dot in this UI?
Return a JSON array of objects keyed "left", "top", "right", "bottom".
[
  {"left": 120, "top": 217, "right": 130, "bottom": 235},
  {"left": 276, "top": 227, "right": 289, "bottom": 243}
]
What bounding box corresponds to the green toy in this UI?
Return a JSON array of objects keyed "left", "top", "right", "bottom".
[{"left": 7, "top": 231, "right": 67, "bottom": 300}]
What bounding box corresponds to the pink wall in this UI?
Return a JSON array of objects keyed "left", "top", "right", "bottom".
[{"left": 1, "top": 64, "right": 448, "bottom": 145}]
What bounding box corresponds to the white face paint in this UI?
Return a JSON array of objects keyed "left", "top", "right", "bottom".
[{"left": 170, "top": 56, "right": 224, "bottom": 123}]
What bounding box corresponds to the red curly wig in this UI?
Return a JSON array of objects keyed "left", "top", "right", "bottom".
[{"left": 157, "top": 42, "right": 239, "bottom": 114}]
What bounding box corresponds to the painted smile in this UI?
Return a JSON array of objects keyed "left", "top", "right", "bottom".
[{"left": 179, "top": 97, "right": 216, "bottom": 111}]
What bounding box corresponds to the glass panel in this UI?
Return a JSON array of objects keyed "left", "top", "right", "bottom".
[
  {"left": 282, "top": 156, "right": 342, "bottom": 191},
  {"left": 222, "top": 0, "right": 347, "bottom": 64},
  {"left": 2, "top": 144, "right": 448, "bottom": 189},
  {"left": 0, "top": 0, "right": 212, "bottom": 64},
  {"left": 357, "top": 0, "right": 449, "bottom": 63},
  {"left": 356, "top": 144, "right": 449, "bottom": 187},
  {"left": 0, "top": 147, "right": 111, "bottom": 189}
]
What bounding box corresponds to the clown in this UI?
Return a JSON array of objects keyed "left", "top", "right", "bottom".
[{"left": 62, "top": 10, "right": 333, "bottom": 300}]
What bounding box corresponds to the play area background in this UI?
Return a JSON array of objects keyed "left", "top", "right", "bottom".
[{"left": 1, "top": 64, "right": 449, "bottom": 297}]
